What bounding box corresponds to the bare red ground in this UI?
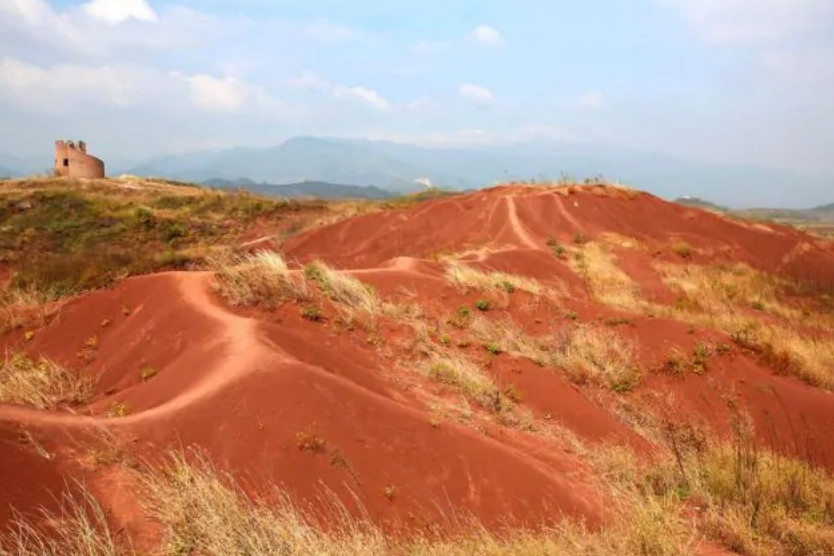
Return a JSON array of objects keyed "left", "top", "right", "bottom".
[
  {"left": 0, "top": 272, "right": 605, "bottom": 543},
  {"left": 3, "top": 184, "right": 834, "bottom": 551},
  {"left": 284, "top": 185, "right": 834, "bottom": 287}
]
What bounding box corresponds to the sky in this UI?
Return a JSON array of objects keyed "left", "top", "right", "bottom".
[{"left": 0, "top": 0, "right": 832, "bottom": 174}]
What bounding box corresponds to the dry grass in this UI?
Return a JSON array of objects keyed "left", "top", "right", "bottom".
[
  {"left": 548, "top": 325, "right": 642, "bottom": 392},
  {"left": 0, "top": 352, "right": 94, "bottom": 409},
  {"left": 0, "top": 444, "right": 697, "bottom": 556},
  {"left": 422, "top": 352, "right": 503, "bottom": 412},
  {"left": 0, "top": 485, "right": 121, "bottom": 556},
  {"left": 656, "top": 262, "right": 834, "bottom": 389},
  {"left": 468, "top": 316, "right": 641, "bottom": 392},
  {"left": 444, "top": 262, "right": 544, "bottom": 297},
  {"left": 644, "top": 421, "right": 834, "bottom": 556},
  {"left": 304, "top": 261, "right": 382, "bottom": 321},
  {"left": 569, "top": 243, "right": 641, "bottom": 310},
  {"left": 601, "top": 232, "right": 640, "bottom": 250},
  {"left": 570, "top": 251, "right": 834, "bottom": 389},
  {"left": 136, "top": 450, "right": 695, "bottom": 556},
  {"left": 468, "top": 316, "right": 548, "bottom": 365},
  {"left": 212, "top": 251, "right": 310, "bottom": 306},
  {"left": 0, "top": 285, "right": 62, "bottom": 334}
]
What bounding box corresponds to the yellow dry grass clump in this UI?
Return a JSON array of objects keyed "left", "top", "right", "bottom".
[
  {"left": 0, "top": 352, "right": 93, "bottom": 409},
  {"left": 656, "top": 262, "right": 834, "bottom": 389},
  {"left": 569, "top": 243, "right": 641, "bottom": 310},
  {"left": 640, "top": 421, "right": 834, "bottom": 556},
  {"left": 562, "top": 242, "right": 834, "bottom": 390},
  {"left": 303, "top": 261, "right": 382, "bottom": 319},
  {"left": 214, "top": 251, "right": 383, "bottom": 323},
  {"left": 0, "top": 285, "right": 62, "bottom": 334},
  {"left": 468, "top": 316, "right": 641, "bottom": 392},
  {"left": 549, "top": 324, "right": 641, "bottom": 392},
  {"left": 60, "top": 450, "right": 692, "bottom": 556},
  {"left": 213, "top": 251, "right": 310, "bottom": 306},
  {"left": 0, "top": 486, "right": 120, "bottom": 556},
  {"left": 423, "top": 352, "right": 502, "bottom": 412},
  {"left": 444, "top": 262, "right": 545, "bottom": 297}
]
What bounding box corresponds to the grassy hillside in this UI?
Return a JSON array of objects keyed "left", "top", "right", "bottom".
[{"left": 0, "top": 177, "right": 317, "bottom": 294}]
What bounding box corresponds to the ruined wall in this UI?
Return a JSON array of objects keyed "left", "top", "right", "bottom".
[{"left": 54, "top": 141, "right": 105, "bottom": 179}]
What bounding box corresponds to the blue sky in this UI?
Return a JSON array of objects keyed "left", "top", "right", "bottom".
[{"left": 1, "top": 0, "right": 832, "bottom": 174}]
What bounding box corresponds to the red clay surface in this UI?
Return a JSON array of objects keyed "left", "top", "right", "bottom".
[{"left": 2, "top": 184, "right": 834, "bottom": 550}]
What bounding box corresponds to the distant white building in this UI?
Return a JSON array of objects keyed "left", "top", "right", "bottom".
[{"left": 415, "top": 177, "right": 435, "bottom": 190}]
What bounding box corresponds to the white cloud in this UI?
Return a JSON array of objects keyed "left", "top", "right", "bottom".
[
  {"left": 0, "top": 0, "right": 210, "bottom": 56},
  {"left": 0, "top": 57, "right": 286, "bottom": 116},
  {"left": 662, "top": 0, "right": 834, "bottom": 44},
  {"left": 410, "top": 40, "right": 448, "bottom": 54},
  {"left": 469, "top": 25, "right": 505, "bottom": 47},
  {"left": 459, "top": 84, "right": 493, "bottom": 103},
  {"left": 335, "top": 86, "right": 393, "bottom": 111},
  {"left": 188, "top": 75, "right": 250, "bottom": 113},
  {"left": 0, "top": 56, "right": 177, "bottom": 108},
  {"left": 83, "top": 0, "right": 157, "bottom": 25},
  {"left": 576, "top": 90, "right": 607, "bottom": 109}
]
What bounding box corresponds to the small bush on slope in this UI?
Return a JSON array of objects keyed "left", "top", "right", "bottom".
[{"left": 0, "top": 352, "right": 93, "bottom": 409}]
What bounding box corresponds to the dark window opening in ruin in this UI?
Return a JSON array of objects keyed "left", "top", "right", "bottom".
[{"left": 63, "top": 158, "right": 69, "bottom": 167}]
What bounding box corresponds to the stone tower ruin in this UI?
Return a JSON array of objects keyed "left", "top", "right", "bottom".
[{"left": 54, "top": 140, "right": 105, "bottom": 179}]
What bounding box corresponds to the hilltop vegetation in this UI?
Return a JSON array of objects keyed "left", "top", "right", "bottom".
[{"left": 0, "top": 177, "right": 320, "bottom": 296}]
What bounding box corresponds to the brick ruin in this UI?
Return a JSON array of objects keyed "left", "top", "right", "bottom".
[{"left": 54, "top": 140, "right": 105, "bottom": 179}]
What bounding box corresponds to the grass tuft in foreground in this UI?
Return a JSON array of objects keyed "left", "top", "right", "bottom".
[
  {"left": 645, "top": 420, "right": 834, "bottom": 556},
  {"left": 0, "top": 485, "right": 121, "bottom": 556},
  {"left": 0, "top": 352, "right": 94, "bottom": 409},
  {"left": 137, "top": 450, "right": 695, "bottom": 556}
]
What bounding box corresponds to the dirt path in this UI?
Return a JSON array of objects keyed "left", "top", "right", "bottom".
[
  {"left": 505, "top": 195, "right": 540, "bottom": 250},
  {"left": 0, "top": 273, "right": 287, "bottom": 428},
  {"left": 553, "top": 195, "right": 583, "bottom": 231}
]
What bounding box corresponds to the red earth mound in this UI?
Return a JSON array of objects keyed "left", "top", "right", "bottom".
[
  {"left": 0, "top": 272, "right": 610, "bottom": 543},
  {"left": 3, "top": 183, "right": 834, "bottom": 552},
  {"left": 284, "top": 184, "right": 834, "bottom": 286}
]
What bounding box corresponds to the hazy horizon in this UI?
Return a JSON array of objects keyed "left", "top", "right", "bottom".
[{"left": 2, "top": 1, "right": 833, "bottom": 182}]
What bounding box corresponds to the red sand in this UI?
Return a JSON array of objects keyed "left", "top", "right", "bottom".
[
  {"left": 284, "top": 185, "right": 834, "bottom": 286},
  {"left": 3, "top": 184, "right": 834, "bottom": 548}
]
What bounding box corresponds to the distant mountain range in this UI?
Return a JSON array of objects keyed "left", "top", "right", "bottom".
[
  {"left": 3, "top": 136, "right": 834, "bottom": 208},
  {"left": 203, "top": 178, "right": 394, "bottom": 199},
  {"left": 676, "top": 196, "right": 834, "bottom": 228},
  {"left": 124, "top": 137, "right": 834, "bottom": 208}
]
